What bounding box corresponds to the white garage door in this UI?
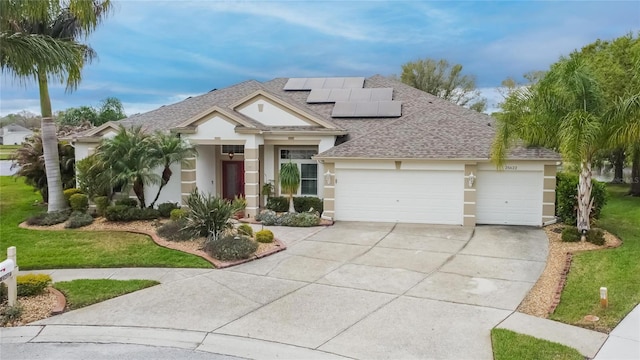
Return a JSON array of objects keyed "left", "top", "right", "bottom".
[
  {"left": 476, "top": 171, "right": 543, "bottom": 226},
  {"left": 334, "top": 169, "right": 464, "bottom": 224}
]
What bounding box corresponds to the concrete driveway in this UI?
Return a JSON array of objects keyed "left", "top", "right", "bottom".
[{"left": 28, "top": 222, "right": 548, "bottom": 359}]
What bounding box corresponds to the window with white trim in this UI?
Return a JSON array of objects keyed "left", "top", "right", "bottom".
[
  {"left": 280, "top": 149, "right": 318, "bottom": 196},
  {"left": 221, "top": 145, "right": 244, "bottom": 154}
]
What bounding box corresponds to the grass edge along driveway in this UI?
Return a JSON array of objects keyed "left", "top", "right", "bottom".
[{"left": 0, "top": 176, "right": 211, "bottom": 270}]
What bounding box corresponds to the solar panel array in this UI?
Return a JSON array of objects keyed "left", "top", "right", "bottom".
[
  {"left": 283, "top": 77, "right": 365, "bottom": 90},
  {"left": 306, "top": 88, "right": 394, "bottom": 103},
  {"left": 332, "top": 101, "right": 402, "bottom": 117},
  {"left": 283, "top": 77, "right": 402, "bottom": 118}
]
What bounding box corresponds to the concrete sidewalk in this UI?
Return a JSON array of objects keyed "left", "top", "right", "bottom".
[{"left": 594, "top": 304, "right": 640, "bottom": 360}]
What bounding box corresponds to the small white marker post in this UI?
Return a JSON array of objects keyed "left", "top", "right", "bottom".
[
  {"left": 600, "top": 287, "right": 608, "bottom": 308},
  {"left": 1, "top": 247, "right": 18, "bottom": 306}
]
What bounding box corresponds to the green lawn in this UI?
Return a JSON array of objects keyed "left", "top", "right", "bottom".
[
  {"left": 54, "top": 279, "right": 159, "bottom": 310},
  {"left": 491, "top": 329, "right": 583, "bottom": 360},
  {"left": 0, "top": 176, "right": 212, "bottom": 270},
  {"left": 0, "top": 145, "right": 20, "bottom": 160},
  {"left": 550, "top": 184, "right": 640, "bottom": 332}
]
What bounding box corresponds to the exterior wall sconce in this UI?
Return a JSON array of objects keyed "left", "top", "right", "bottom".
[
  {"left": 324, "top": 170, "right": 334, "bottom": 185},
  {"left": 467, "top": 172, "right": 476, "bottom": 187},
  {"left": 228, "top": 152, "right": 234, "bottom": 160}
]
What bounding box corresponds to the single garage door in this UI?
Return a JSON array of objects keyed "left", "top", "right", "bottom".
[
  {"left": 476, "top": 170, "right": 543, "bottom": 226},
  {"left": 334, "top": 169, "right": 464, "bottom": 224}
]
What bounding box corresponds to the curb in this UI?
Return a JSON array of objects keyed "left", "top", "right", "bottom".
[{"left": 48, "top": 286, "right": 66, "bottom": 315}]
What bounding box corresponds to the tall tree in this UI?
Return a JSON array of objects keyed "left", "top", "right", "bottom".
[
  {"left": 400, "top": 58, "right": 487, "bottom": 112},
  {"left": 492, "top": 57, "right": 610, "bottom": 232},
  {"left": 56, "top": 105, "right": 98, "bottom": 126},
  {"left": 96, "top": 96, "right": 126, "bottom": 125},
  {"left": 1, "top": 0, "right": 111, "bottom": 212},
  {"left": 147, "top": 132, "right": 196, "bottom": 208}
]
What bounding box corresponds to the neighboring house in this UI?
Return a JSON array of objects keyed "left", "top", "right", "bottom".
[
  {"left": 71, "top": 75, "right": 560, "bottom": 226},
  {"left": 0, "top": 124, "right": 33, "bottom": 145}
]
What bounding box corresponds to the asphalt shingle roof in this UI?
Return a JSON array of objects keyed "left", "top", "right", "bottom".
[{"left": 84, "top": 75, "right": 559, "bottom": 161}]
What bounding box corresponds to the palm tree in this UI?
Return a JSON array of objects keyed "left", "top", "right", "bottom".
[
  {"left": 94, "top": 126, "right": 160, "bottom": 208},
  {"left": 280, "top": 162, "right": 300, "bottom": 213},
  {"left": 147, "top": 131, "right": 196, "bottom": 208},
  {"left": 492, "top": 57, "right": 609, "bottom": 233},
  {"left": 1, "top": 0, "right": 111, "bottom": 212},
  {"left": 608, "top": 93, "right": 640, "bottom": 196}
]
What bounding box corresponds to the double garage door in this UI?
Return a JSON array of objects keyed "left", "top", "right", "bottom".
[
  {"left": 334, "top": 169, "right": 464, "bottom": 224},
  {"left": 334, "top": 168, "right": 544, "bottom": 226}
]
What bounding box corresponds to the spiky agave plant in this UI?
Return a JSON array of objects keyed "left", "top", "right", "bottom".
[{"left": 279, "top": 162, "right": 300, "bottom": 213}]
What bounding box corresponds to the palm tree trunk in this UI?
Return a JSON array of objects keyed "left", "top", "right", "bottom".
[
  {"left": 611, "top": 148, "right": 625, "bottom": 184},
  {"left": 149, "top": 166, "right": 171, "bottom": 208},
  {"left": 288, "top": 194, "right": 295, "bottom": 213},
  {"left": 577, "top": 162, "right": 593, "bottom": 237},
  {"left": 630, "top": 144, "right": 640, "bottom": 196},
  {"left": 133, "top": 177, "right": 146, "bottom": 208},
  {"left": 38, "top": 67, "right": 67, "bottom": 212}
]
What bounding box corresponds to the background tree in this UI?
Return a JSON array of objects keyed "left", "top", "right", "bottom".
[
  {"left": 147, "top": 132, "right": 196, "bottom": 208},
  {"left": 279, "top": 162, "right": 300, "bottom": 213},
  {"left": 56, "top": 105, "right": 97, "bottom": 126},
  {"left": 1, "top": 0, "right": 112, "bottom": 212},
  {"left": 10, "top": 135, "right": 75, "bottom": 202},
  {"left": 93, "top": 125, "right": 160, "bottom": 208},
  {"left": 400, "top": 58, "right": 487, "bottom": 112},
  {"left": 0, "top": 111, "right": 41, "bottom": 129},
  {"left": 96, "top": 96, "right": 126, "bottom": 125}
]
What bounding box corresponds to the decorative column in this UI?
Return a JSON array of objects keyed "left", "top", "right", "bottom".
[
  {"left": 321, "top": 162, "right": 335, "bottom": 220},
  {"left": 180, "top": 157, "right": 197, "bottom": 205},
  {"left": 244, "top": 148, "right": 260, "bottom": 218},
  {"left": 463, "top": 164, "right": 477, "bottom": 227},
  {"left": 542, "top": 164, "right": 557, "bottom": 225}
]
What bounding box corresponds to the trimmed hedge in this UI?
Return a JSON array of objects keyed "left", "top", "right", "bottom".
[
  {"left": 104, "top": 205, "right": 160, "bottom": 221},
  {"left": 256, "top": 229, "right": 274, "bottom": 243},
  {"left": 69, "top": 193, "right": 89, "bottom": 213},
  {"left": 255, "top": 209, "right": 320, "bottom": 227},
  {"left": 170, "top": 208, "right": 187, "bottom": 221},
  {"left": 237, "top": 223, "right": 254, "bottom": 237},
  {"left": 587, "top": 228, "right": 606, "bottom": 245},
  {"left": 556, "top": 172, "right": 607, "bottom": 225},
  {"left": 63, "top": 188, "right": 83, "bottom": 204},
  {"left": 94, "top": 196, "right": 110, "bottom": 216},
  {"left": 26, "top": 209, "right": 71, "bottom": 226},
  {"left": 65, "top": 211, "right": 94, "bottom": 229},
  {"left": 115, "top": 198, "right": 138, "bottom": 208},
  {"left": 561, "top": 226, "right": 581, "bottom": 242},
  {"left": 266, "top": 196, "right": 323, "bottom": 214}
]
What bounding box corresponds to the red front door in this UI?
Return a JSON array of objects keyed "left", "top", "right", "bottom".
[{"left": 222, "top": 161, "right": 244, "bottom": 200}]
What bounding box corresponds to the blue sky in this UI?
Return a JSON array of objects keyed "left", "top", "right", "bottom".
[{"left": 1, "top": 0, "right": 638, "bottom": 116}]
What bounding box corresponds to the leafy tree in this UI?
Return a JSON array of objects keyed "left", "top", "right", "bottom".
[
  {"left": 492, "top": 57, "right": 615, "bottom": 232},
  {"left": 280, "top": 162, "right": 300, "bottom": 213},
  {"left": 93, "top": 125, "right": 160, "bottom": 208},
  {"left": 400, "top": 58, "right": 487, "bottom": 112},
  {"left": 1, "top": 0, "right": 112, "bottom": 212},
  {"left": 96, "top": 96, "right": 126, "bottom": 125},
  {"left": 56, "top": 105, "right": 98, "bottom": 126},
  {"left": 147, "top": 132, "right": 196, "bottom": 208},
  {"left": 0, "top": 111, "right": 41, "bottom": 129},
  {"left": 75, "top": 154, "right": 112, "bottom": 200},
  {"left": 10, "top": 135, "right": 75, "bottom": 202}
]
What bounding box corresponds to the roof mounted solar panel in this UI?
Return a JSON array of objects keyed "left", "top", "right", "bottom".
[
  {"left": 284, "top": 77, "right": 365, "bottom": 90},
  {"left": 307, "top": 88, "right": 393, "bottom": 103},
  {"left": 331, "top": 101, "right": 402, "bottom": 118},
  {"left": 306, "top": 88, "right": 332, "bottom": 103}
]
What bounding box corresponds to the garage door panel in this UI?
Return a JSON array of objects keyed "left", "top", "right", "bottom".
[
  {"left": 476, "top": 171, "right": 543, "bottom": 226},
  {"left": 335, "top": 169, "right": 463, "bottom": 224}
]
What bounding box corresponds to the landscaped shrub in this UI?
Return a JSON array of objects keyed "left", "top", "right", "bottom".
[
  {"left": 0, "top": 304, "right": 23, "bottom": 326},
  {"left": 27, "top": 210, "right": 71, "bottom": 226},
  {"left": 237, "top": 223, "right": 254, "bottom": 237},
  {"left": 587, "top": 228, "right": 606, "bottom": 246},
  {"left": 183, "top": 190, "right": 243, "bottom": 240},
  {"left": 65, "top": 211, "right": 94, "bottom": 229},
  {"left": 204, "top": 234, "right": 258, "bottom": 261},
  {"left": 561, "top": 226, "right": 581, "bottom": 242},
  {"left": 63, "top": 188, "right": 83, "bottom": 204},
  {"left": 255, "top": 229, "right": 274, "bottom": 243},
  {"left": 156, "top": 219, "right": 194, "bottom": 241},
  {"left": 256, "top": 209, "right": 278, "bottom": 225},
  {"left": 17, "top": 273, "right": 52, "bottom": 296},
  {"left": 556, "top": 172, "right": 608, "bottom": 225},
  {"left": 266, "top": 196, "right": 288, "bottom": 212},
  {"left": 294, "top": 196, "right": 324, "bottom": 214},
  {"left": 157, "top": 202, "right": 180, "bottom": 218},
  {"left": 94, "top": 196, "right": 110, "bottom": 216},
  {"left": 69, "top": 193, "right": 89, "bottom": 213},
  {"left": 278, "top": 212, "right": 320, "bottom": 227},
  {"left": 104, "top": 205, "right": 160, "bottom": 221},
  {"left": 170, "top": 208, "right": 187, "bottom": 221},
  {"left": 115, "top": 198, "right": 138, "bottom": 208}
]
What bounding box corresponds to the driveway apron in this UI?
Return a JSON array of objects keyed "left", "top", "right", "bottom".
[{"left": 31, "top": 223, "right": 548, "bottom": 359}]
